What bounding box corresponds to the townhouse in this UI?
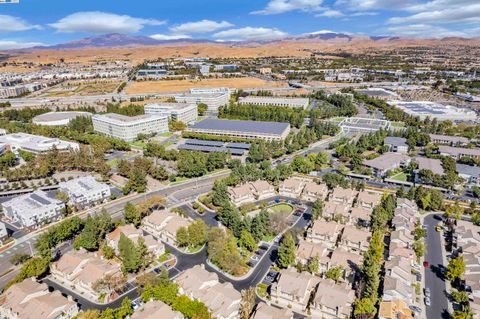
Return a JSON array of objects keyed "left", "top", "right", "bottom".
[
  {"left": 349, "top": 207, "right": 372, "bottom": 228},
  {"left": 356, "top": 191, "right": 382, "bottom": 209},
  {"left": 175, "top": 265, "right": 241, "bottom": 319},
  {"left": 382, "top": 276, "right": 415, "bottom": 304},
  {"left": 329, "top": 187, "right": 358, "bottom": 206},
  {"left": 295, "top": 239, "right": 329, "bottom": 266},
  {"left": 106, "top": 224, "right": 164, "bottom": 257},
  {"left": 279, "top": 177, "right": 306, "bottom": 198},
  {"left": 251, "top": 303, "right": 293, "bottom": 319},
  {"left": 385, "top": 257, "right": 415, "bottom": 287},
  {"left": 142, "top": 210, "right": 192, "bottom": 246},
  {"left": 270, "top": 268, "right": 320, "bottom": 313},
  {"left": 0, "top": 278, "right": 78, "bottom": 319},
  {"left": 307, "top": 221, "right": 343, "bottom": 248},
  {"left": 322, "top": 247, "right": 363, "bottom": 284},
  {"left": 390, "top": 230, "right": 414, "bottom": 249},
  {"left": 323, "top": 202, "right": 350, "bottom": 223},
  {"left": 339, "top": 226, "right": 371, "bottom": 253},
  {"left": 363, "top": 153, "right": 411, "bottom": 178},
  {"left": 249, "top": 180, "right": 276, "bottom": 200},
  {"left": 301, "top": 182, "right": 329, "bottom": 202},
  {"left": 310, "top": 279, "right": 355, "bottom": 319},
  {"left": 131, "top": 300, "right": 184, "bottom": 319},
  {"left": 50, "top": 250, "right": 122, "bottom": 301},
  {"left": 228, "top": 184, "right": 255, "bottom": 206},
  {"left": 378, "top": 299, "right": 413, "bottom": 319}
]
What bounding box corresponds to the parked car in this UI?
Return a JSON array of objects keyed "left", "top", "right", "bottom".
[
  {"left": 423, "top": 261, "right": 429, "bottom": 268},
  {"left": 425, "top": 297, "right": 431, "bottom": 306},
  {"left": 424, "top": 287, "right": 431, "bottom": 298}
]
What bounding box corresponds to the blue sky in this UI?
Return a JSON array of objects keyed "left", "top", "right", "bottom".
[{"left": 0, "top": 0, "right": 479, "bottom": 49}]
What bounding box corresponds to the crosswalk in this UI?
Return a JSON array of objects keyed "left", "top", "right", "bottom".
[{"left": 0, "top": 239, "right": 35, "bottom": 258}]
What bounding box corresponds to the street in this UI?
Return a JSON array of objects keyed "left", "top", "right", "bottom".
[{"left": 423, "top": 214, "right": 450, "bottom": 319}]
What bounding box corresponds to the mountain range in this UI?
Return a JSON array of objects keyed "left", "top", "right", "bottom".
[{"left": 26, "top": 32, "right": 475, "bottom": 51}]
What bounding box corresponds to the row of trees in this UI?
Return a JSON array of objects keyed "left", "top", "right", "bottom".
[{"left": 354, "top": 194, "right": 396, "bottom": 319}]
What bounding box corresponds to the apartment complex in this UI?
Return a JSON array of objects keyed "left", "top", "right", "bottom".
[
  {"left": 92, "top": 113, "right": 168, "bottom": 142},
  {"left": 0, "top": 133, "right": 80, "bottom": 154},
  {"left": 238, "top": 96, "right": 309, "bottom": 109},
  {"left": 2, "top": 190, "right": 65, "bottom": 228},
  {"left": 228, "top": 180, "right": 276, "bottom": 206},
  {"left": 187, "top": 119, "right": 291, "bottom": 141},
  {"left": 106, "top": 224, "right": 165, "bottom": 257},
  {"left": 144, "top": 103, "right": 198, "bottom": 124},
  {"left": 438, "top": 145, "right": 480, "bottom": 160},
  {"left": 0, "top": 279, "right": 78, "bottom": 319},
  {"left": 176, "top": 265, "right": 241, "bottom": 319},
  {"left": 131, "top": 301, "right": 183, "bottom": 319},
  {"left": 58, "top": 176, "right": 111, "bottom": 208}
]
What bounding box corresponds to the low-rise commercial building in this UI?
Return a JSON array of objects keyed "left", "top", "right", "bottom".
[
  {"left": 0, "top": 133, "right": 79, "bottom": 154},
  {"left": 92, "top": 113, "right": 169, "bottom": 142},
  {"left": 438, "top": 145, "right": 480, "bottom": 160},
  {"left": 429, "top": 134, "right": 469, "bottom": 146},
  {"left": 2, "top": 190, "right": 65, "bottom": 228},
  {"left": 187, "top": 119, "right": 291, "bottom": 141},
  {"left": 58, "top": 176, "right": 111, "bottom": 208},
  {"left": 32, "top": 111, "right": 92, "bottom": 126},
  {"left": 238, "top": 96, "right": 309, "bottom": 109},
  {"left": 176, "top": 265, "right": 241, "bottom": 319},
  {"left": 363, "top": 153, "right": 411, "bottom": 177},
  {"left": 0, "top": 278, "right": 79, "bottom": 319},
  {"left": 144, "top": 103, "right": 198, "bottom": 124},
  {"left": 384, "top": 137, "right": 408, "bottom": 153},
  {"left": 457, "top": 164, "right": 480, "bottom": 185}
]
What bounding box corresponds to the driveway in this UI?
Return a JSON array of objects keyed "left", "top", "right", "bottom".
[{"left": 423, "top": 214, "right": 450, "bottom": 319}]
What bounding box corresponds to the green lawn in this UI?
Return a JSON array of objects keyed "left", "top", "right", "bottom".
[
  {"left": 391, "top": 121, "right": 405, "bottom": 128},
  {"left": 186, "top": 245, "right": 204, "bottom": 253},
  {"left": 159, "top": 132, "right": 173, "bottom": 137},
  {"left": 129, "top": 140, "right": 147, "bottom": 149},
  {"left": 107, "top": 158, "right": 120, "bottom": 168},
  {"left": 158, "top": 253, "right": 171, "bottom": 263},
  {"left": 257, "top": 283, "right": 268, "bottom": 299},
  {"left": 390, "top": 172, "right": 408, "bottom": 182},
  {"left": 262, "top": 234, "right": 276, "bottom": 242},
  {"left": 269, "top": 203, "right": 294, "bottom": 214}
]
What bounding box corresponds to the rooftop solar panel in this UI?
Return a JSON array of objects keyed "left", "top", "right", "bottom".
[
  {"left": 225, "top": 142, "right": 251, "bottom": 150},
  {"left": 178, "top": 144, "right": 245, "bottom": 155},
  {"left": 185, "top": 139, "right": 225, "bottom": 147},
  {"left": 30, "top": 193, "right": 52, "bottom": 205}
]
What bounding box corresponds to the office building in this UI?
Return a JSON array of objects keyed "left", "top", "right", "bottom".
[
  {"left": 175, "top": 88, "right": 230, "bottom": 114},
  {"left": 0, "top": 222, "right": 7, "bottom": 243},
  {"left": 58, "top": 176, "right": 111, "bottom": 208},
  {"left": 32, "top": 111, "right": 92, "bottom": 126},
  {"left": 238, "top": 96, "right": 309, "bottom": 109},
  {"left": 144, "top": 103, "right": 198, "bottom": 124},
  {"left": 0, "top": 133, "right": 79, "bottom": 154},
  {"left": 357, "top": 88, "right": 398, "bottom": 100},
  {"left": 92, "top": 113, "right": 168, "bottom": 142},
  {"left": 2, "top": 190, "right": 65, "bottom": 228},
  {"left": 187, "top": 119, "right": 290, "bottom": 141}
]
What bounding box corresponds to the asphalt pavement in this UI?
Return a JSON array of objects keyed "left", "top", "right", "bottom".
[{"left": 423, "top": 214, "right": 450, "bottom": 319}]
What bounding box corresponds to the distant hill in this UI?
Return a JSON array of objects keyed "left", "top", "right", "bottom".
[{"left": 31, "top": 33, "right": 215, "bottom": 50}]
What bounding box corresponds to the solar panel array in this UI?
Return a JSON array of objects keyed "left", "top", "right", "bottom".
[{"left": 179, "top": 139, "right": 251, "bottom": 155}]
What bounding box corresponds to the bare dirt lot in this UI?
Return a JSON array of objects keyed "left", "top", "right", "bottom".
[{"left": 125, "top": 77, "right": 287, "bottom": 94}]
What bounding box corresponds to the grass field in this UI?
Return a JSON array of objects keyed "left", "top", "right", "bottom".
[
  {"left": 40, "top": 80, "right": 121, "bottom": 97},
  {"left": 269, "top": 203, "right": 294, "bottom": 214},
  {"left": 125, "top": 77, "right": 287, "bottom": 94},
  {"left": 390, "top": 172, "right": 408, "bottom": 182}
]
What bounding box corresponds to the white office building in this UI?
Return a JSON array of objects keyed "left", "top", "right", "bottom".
[
  {"left": 389, "top": 101, "right": 478, "bottom": 121},
  {"left": 175, "top": 88, "right": 230, "bottom": 114},
  {"left": 144, "top": 103, "right": 198, "bottom": 124},
  {"left": 58, "top": 176, "right": 111, "bottom": 208},
  {"left": 92, "top": 113, "right": 169, "bottom": 142},
  {"left": 2, "top": 190, "right": 65, "bottom": 228},
  {"left": 238, "top": 96, "right": 309, "bottom": 109},
  {"left": 0, "top": 133, "right": 80, "bottom": 154}
]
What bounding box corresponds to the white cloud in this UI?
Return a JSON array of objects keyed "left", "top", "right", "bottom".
[
  {"left": 309, "top": 29, "right": 335, "bottom": 34},
  {"left": 170, "top": 20, "right": 233, "bottom": 34},
  {"left": 150, "top": 34, "right": 192, "bottom": 40},
  {"left": 213, "top": 27, "right": 288, "bottom": 41},
  {"left": 335, "top": 0, "right": 417, "bottom": 11},
  {"left": 49, "top": 12, "right": 165, "bottom": 34},
  {"left": 252, "top": 0, "right": 325, "bottom": 15},
  {"left": 0, "top": 40, "right": 44, "bottom": 50},
  {"left": 0, "top": 15, "right": 41, "bottom": 33},
  {"left": 386, "top": 24, "right": 467, "bottom": 38},
  {"left": 316, "top": 10, "right": 344, "bottom": 18},
  {"left": 388, "top": 4, "right": 480, "bottom": 25}
]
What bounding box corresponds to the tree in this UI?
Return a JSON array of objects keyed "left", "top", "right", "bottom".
[
  {"left": 307, "top": 256, "right": 319, "bottom": 274},
  {"left": 325, "top": 266, "right": 343, "bottom": 282},
  {"left": 239, "top": 288, "right": 256, "bottom": 319},
  {"left": 172, "top": 295, "right": 210, "bottom": 319},
  {"left": 176, "top": 227, "right": 190, "bottom": 247},
  {"left": 445, "top": 203, "right": 464, "bottom": 220},
  {"left": 118, "top": 234, "right": 143, "bottom": 273},
  {"left": 92, "top": 273, "right": 126, "bottom": 295},
  {"left": 472, "top": 185, "right": 480, "bottom": 198},
  {"left": 10, "top": 253, "right": 31, "bottom": 266},
  {"left": 197, "top": 103, "right": 208, "bottom": 116},
  {"left": 123, "top": 202, "right": 142, "bottom": 226},
  {"left": 315, "top": 151, "right": 329, "bottom": 166},
  {"left": 207, "top": 228, "right": 247, "bottom": 276},
  {"left": 187, "top": 219, "right": 208, "bottom": 247},
  {"left": 277, "top": 232, "right": 295, "bottom": 268},
  {"left": 239, "top": 230, "right": 257, "bottom": 252},
  {"left": 353, "top": 297, "right": 377, "bottom": 319},
  {"left": 451, "top": 289, "right": 469, "bottom": 305},
  {"left": 446, "top": 256, "right": 465, "bottom": 283},
  {"left": 101, "top": 244, "right": 115, "bottom": 259},
  {"left": 413, "top": 239, "right": 425, "bottom": 258},
  {"left": 55, "top": 191, "right": 69, "bottom": 204},
  {"left": 290, "top": 156, "right": 314, "bottom": 174},
  {"left": 311, "top": 199, "right": 324, "bottom": 220},
  {"left": 7, "top": 257, "right": 50, "bottom": 289}
]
